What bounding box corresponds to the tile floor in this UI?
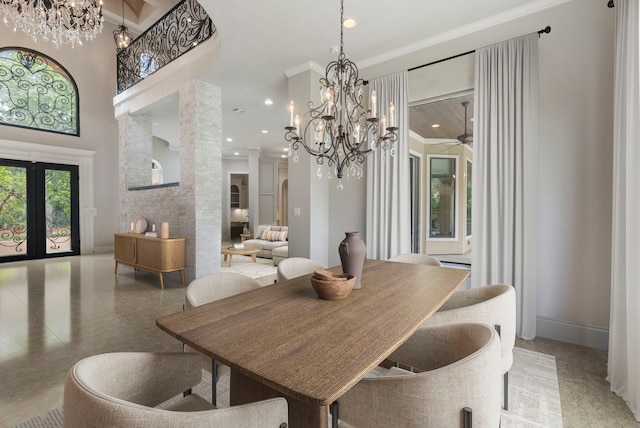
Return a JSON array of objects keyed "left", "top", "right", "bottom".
[{"left": 0, "top": 253, "right": 637, "bottom": 427}]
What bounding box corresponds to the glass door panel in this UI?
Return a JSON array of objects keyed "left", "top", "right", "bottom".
[
  {"left": 45, "top": 169, "right": 73, "bottom": 255},
  {"left": 0, "top": 165, "right": 28, "bottom": 258}
]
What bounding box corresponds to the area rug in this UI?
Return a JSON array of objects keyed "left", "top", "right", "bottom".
[
  {"left": 12, "top": 348, "right": 562, "bottom": 427},
  {"left": 219, "top": 253, "right": 277, "bottom": 286}
]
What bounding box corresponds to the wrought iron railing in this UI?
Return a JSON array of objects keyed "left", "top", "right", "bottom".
[{"left": 116, "top": 0, "right": 215, "bottom": 94}]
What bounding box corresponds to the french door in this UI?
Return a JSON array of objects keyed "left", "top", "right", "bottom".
[{"left": 0, "top": 159, "right": 79, "bottom": 262}]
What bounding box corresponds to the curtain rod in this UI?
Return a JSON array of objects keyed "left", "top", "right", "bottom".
[{"left": 407, "top": 25, "right": 551, "bottom": 73}]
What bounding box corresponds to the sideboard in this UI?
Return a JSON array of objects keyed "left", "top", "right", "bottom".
[{"left": 114, "top": 233, "right": 185, "bottom": 289}]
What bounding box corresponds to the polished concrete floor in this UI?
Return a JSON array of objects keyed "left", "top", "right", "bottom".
[{"left": 0, "top": 253, "right": 638, "bottom": 427}]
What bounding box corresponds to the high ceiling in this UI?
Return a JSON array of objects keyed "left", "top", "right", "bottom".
[{"left": 106, "top": 0, "right": 567, "bottom": 158}]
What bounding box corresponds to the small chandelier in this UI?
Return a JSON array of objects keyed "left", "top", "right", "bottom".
[
  {"left": 0, "top": 0, "right": 104, "bottom": 48},
  {"left": 113, "top": 0, "right": 132, "bottom": 50},
  {"left": 284, "top": 0, "right": 398, "bottom": 190}
]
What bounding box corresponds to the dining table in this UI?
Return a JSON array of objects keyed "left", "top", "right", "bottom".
[{"left": 156, "top": 259, "right": 469, "bottom": 428}]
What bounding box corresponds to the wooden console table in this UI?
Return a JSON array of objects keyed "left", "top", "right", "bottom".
[{"left": 114, "top": 233, "right": 186, "bottom": 289}]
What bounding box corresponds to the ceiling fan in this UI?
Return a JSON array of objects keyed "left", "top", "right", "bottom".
[{"left": 456, "top": 101, "right": 473, "bottom": 145}]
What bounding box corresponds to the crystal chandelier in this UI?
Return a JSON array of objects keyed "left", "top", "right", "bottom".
[
  {"left": 284, "top": 0, "right": 398, "bottom": 190},
  {"left": 0, "top": 0, "right": 104, "bottom": 48}
]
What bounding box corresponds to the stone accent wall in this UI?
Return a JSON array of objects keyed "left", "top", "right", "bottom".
[{"left": 117, "top": 80, "right": 221, "bottom": 283}]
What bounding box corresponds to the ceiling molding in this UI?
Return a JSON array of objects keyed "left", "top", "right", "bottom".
[
  {"left": 357, "top": 0, "right": 571, "bottom": 70},
  {"left": 285, "top": 61, "right": 325, "bottom": 78}
]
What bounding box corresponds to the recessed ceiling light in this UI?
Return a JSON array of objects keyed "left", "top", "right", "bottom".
[
  {"left": 283, "top": 147, "right": 289, "bottom": 152},
  {"left": 261, "top": 130, "right": 268, "bottom": 134},
  {"left": 470, "top": 118, "right": 474, "bottom": 122},
  {"left": 343, "top": 18, "right": 357, "bottom": 28},
  {"left": 226, "top": 138, "right": 233, "bottom": 142},
  {"left": 432, "top": 124, "right": 440, "bottom": 128},
  {"left": 264, "top": 99, "right": 273, "bottom": 105},
  {"left": 281, "top": 154, "right": 287, "bottom": 158},
  {"left": 234, "top": 152, "right": 239, "bottom": 156}
]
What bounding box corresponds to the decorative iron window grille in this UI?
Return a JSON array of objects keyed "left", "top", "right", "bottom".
[
  {"left": 0, "top": 47, "right": 79, "bottom": 136},
  {"left": 116, "top": 0, "right": 215, "bottom": 94}
]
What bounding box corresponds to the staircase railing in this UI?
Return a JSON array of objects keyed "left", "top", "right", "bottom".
[{"left": 116, "top": 0, "right": 215, "bottom": 94}]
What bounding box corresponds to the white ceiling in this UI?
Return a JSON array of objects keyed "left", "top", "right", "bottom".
[{"left": 110, "top": 0, "right": 568, "bottom": 158}]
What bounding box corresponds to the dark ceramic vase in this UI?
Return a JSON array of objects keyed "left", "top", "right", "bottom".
[{"left": 338, "top": 232, "right": 366, "bottom": 289}]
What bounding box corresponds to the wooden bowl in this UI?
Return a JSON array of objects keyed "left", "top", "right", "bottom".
[
  {"left": 310, "top": 275, "right": 355, "bottom": 300},
  {"left": 313, "top": 269, "right": 349, "bottom": 281}
]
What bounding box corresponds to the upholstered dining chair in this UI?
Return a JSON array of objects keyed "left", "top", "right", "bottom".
[
  {"left": 388, "top": 253, "right": 443, "bottom": 266},
  {"left": 389, "top": 283, "right": 516, "bottom": 410},
  {"left": 185, "top": 272, "right": 263, "bottom": 405},
  {"left": 63, "top": 352, "right": 288, "bottom": 428},
  {"left": 276, "top": 257, "right": 327, "bottom": 283},
  {"left": 335, "top": 323, "right": 502, "bottom": 428}
]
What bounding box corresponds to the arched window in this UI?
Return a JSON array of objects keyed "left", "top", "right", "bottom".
[{"left": 0, "top": 47, "right": 79, "bottom": 136}]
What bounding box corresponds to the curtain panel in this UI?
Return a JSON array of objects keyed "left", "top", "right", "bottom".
[
  {"left": 471, "top": 33, "right": 539, "bottom": 339},
  {"left": 608, "top": 0, "right": 640, "bottom": 420},
  {"left": 366, "top": 71, "right": 411, "bottom": 260}
]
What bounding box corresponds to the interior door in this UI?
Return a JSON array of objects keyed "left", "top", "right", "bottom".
[{"left": 0, "top": 159, "right": 80, "bottom": 262}]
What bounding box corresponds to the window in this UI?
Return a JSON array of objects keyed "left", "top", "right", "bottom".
[
  {"left": 0, "top": 47, "right": 79, "bottom": 135},
  {"left": 230, "top": 185, "right": 240, "bottom": 208},
  {"left": 429, "top": 156, "right": 457, "bottom": 239}
]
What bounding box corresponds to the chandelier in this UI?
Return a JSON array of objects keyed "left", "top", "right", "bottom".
[
  {"left": 113, "top": 0, "right": 132, "bottom": 50},
  {"left": 284, "top": 0, "right": 398, "bottom": 190},
  {"left": 0, "top": 0, "right": 104, "bottom": 48}
]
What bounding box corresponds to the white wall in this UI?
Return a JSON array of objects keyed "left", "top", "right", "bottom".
[
  {"left": 362, "top": 0, "right": 614, "bottom": 348},
  {"left": 0, "top": 22, "right": 121, "bottom": 251}
]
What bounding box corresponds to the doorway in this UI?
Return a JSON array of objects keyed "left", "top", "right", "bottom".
[{"left": 0, "top": 159, "right": 80, "bottom": 262}]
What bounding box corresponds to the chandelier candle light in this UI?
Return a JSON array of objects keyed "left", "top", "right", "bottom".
[
  {"left": 0, "top": 0, "right": 104, "bottom": 48},
  {"left": 284, "top": 0, "right": 398, "bottom": 190}
]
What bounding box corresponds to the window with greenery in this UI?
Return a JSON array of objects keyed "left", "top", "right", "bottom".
[
  {"left": 0, "top": 47, "right": 79, "bottom": 135},
  {"left": 429, "top": 156, "right": 457, "bottom": 239}
]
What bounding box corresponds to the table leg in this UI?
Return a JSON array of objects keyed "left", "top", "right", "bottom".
[
  {"left": 251, "top": 253, "right": 257, "bottom": 263},
  {"left": 228, "top": 255, "right": 233, "bottom": 267},
  {"left": 114, "top": 261, "right": 118, "bottom": 274},
  {"left": 230, "top": 368, "right": 328, "bottom": 428},
  {"left": 180, "top": 270, "right": 185, "bottom": 287},
  {"left": 159, "top": 273, "right": 164, "bottom": 290}
]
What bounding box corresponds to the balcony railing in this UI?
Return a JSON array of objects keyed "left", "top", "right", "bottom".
[{"left": 116, "top": 0, "right": 215, "bottom": 94}]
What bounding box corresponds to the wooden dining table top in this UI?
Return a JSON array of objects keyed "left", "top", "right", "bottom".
[{"left": 156, "top": 259, "right": 469, "bottom": 407}]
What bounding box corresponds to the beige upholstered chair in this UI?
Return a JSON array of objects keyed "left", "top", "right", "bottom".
[
  {"left": 276, "top": 257, "right": 327, "bottom": 283},
  {"left": 185, "top": 272, "right": 262, "bottom": 404},
  {"left": 63, "top": 352, "right": 288, "bottom": 428},
  {"left": 391, "top": 283, "right": 516, "bottom": 410},
  {"left": 388, "top": 253, "right": 442, "bottom": 266},
  {"left": 336, "top": 323, "right": 502, "bottom": 428},
  {"left": 185, "top": 272, "right": 262, "bottom": 309}
]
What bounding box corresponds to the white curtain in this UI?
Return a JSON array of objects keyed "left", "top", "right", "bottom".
[
  {"left": 608, "top": 0, "right": 640, "bottom": 420},
  {"left": 366, "top": 71, "right": 411, "bottom": 259},
  {"left": 471, "top": 34, "right": 539, "bottom": 339}
]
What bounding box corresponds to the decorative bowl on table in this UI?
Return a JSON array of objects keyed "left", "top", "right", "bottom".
[{"left": 310, "top": 270, "right": 355, "bottom": 300}]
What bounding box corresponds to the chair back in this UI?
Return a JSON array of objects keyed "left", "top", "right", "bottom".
[
  {"left": 64, "top": 352, "right": 289, "bottom": 428},
  {"left": 338, "top": 323, "right": 501, "bottom": 428},
  {"left": 427, "top": 284, "right": 516, "bottom": 374},
  {"left": 186, "top": 272, "right": 262, "bottom": 309},
  {"left": 388, "top": 253, "right": 442, "bottom": 267},
  {"left": 276, "top": 257, "right": 327, "bottom": 282}
]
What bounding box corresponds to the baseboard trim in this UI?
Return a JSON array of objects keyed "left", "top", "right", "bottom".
[
  {"left": 536, "top": 316, "right": 609, "bottom": 350},
  {"left": 92, "top": 246, "right": 114, "bottom": 254}
]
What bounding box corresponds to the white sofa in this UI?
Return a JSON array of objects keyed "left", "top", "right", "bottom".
[{"left": 242, "top": 225, "right": 288, "bottom": 260}]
